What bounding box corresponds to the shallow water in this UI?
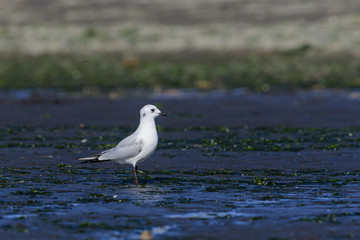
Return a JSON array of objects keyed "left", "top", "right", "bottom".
[
  {"left": 1, "top": 90, "right": 360, "bottom": 239},
  {"left": 1, "top": 167, "right": 360, "bottom": 239}
]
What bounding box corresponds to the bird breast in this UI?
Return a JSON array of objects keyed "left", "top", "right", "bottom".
[{"left": 141, "top": 131, "right": 158, "bottom": 155}]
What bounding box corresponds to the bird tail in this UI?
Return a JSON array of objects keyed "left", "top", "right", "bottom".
[{"left": 76, "top": 155, "right": 106, "bottom": 164}]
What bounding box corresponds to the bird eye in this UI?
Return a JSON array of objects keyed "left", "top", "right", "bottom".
[{"left": 151, "top": 109, "right": 155, "bottom": 112}]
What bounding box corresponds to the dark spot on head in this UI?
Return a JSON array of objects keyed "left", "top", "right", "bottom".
[
  {"left": 151, "top": 108, "right": 155, "bottom": 113},
  {"left": 142, "top": 113, "right": 146, "bottom": 117}
]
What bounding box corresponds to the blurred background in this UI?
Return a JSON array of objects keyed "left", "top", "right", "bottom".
[
  {"left": 1, "top": 0, "right": 360, "bottom": 93},
  {"left": 2, "top": 3, "right": 360, "bottom": 239}
]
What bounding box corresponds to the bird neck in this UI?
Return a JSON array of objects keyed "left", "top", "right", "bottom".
[{"left": 138, "top": 117, "right": 156, "bottom": 132}]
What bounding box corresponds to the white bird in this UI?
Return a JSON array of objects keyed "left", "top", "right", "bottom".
[{"left": 76, "top": 104, "right": 166, "bottom": 184}]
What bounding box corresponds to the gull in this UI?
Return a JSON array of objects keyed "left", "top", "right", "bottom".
[{"left": 76, "top": 104, "right": 166, "bottom": 184}]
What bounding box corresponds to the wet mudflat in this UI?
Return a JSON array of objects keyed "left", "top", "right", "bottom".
[
  {"left": 1, "top": 90, "right": 360, "bottom": 239},
  {"left": 1, "top": 167, "right": 360, "bottom": 240}
]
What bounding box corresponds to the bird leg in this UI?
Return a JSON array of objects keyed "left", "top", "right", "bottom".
[
  {"left": 135, "top": 165, "right": 145, "bottom": 174},
  {"left": 133, "top": 165, "right": 139, "bottom": 185}
]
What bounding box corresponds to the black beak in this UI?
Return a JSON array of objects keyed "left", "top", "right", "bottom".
[{"left": 160, "top": 112, "right": 167, "bottom": 116}]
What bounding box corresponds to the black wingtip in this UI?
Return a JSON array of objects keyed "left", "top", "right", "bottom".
[{"left": 78, "top": 159, "right": 111, "bottom": 164}]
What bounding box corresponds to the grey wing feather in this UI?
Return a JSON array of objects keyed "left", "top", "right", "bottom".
[
  {"left": 76, "top": 132, "right": 140, "bottom": 163},
  {"left": 98, "top": 140, "right": 142, "bottom": 161},
  {"left": 115, "top": 132, "right": 138, "bottom": 148},
  {"left": 100, "top": 148, "right": 114, "bottom": 155}
]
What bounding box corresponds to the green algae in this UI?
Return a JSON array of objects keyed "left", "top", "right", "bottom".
[
  {"left": 12, "top": 187, "right": 52, "bottom": 197},
  {"left": 2, "top": 125, "right": 360, "bottom": 154}
]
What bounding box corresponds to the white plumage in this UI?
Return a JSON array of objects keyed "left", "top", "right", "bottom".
[{"left": 76, "top": 104, "right": 166, "bottom": 184}]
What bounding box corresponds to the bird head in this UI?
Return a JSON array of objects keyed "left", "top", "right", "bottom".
[{"left": 140, "top": 104, "right": 166, "bottom": 119}]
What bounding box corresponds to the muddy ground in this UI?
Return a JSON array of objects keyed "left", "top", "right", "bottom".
[{"left": 1, "top": 90, "right": 360, "bottom": 239}]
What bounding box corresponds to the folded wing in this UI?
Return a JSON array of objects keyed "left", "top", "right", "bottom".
[
  {"left": 98, "top": 141, "right": 142, "bottom": 161},
  {"left": 76, "top": 135, "right": 142, "bottom": 164}
]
